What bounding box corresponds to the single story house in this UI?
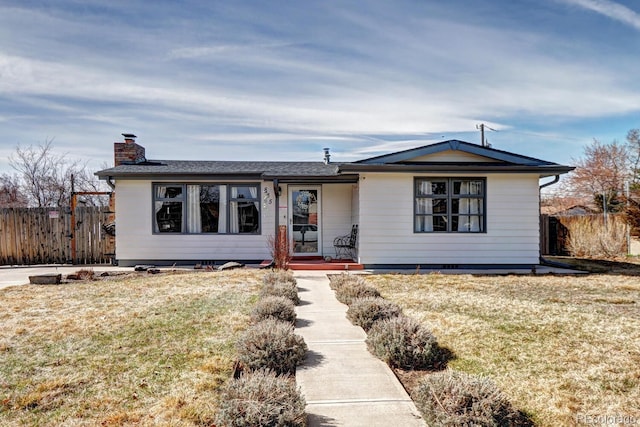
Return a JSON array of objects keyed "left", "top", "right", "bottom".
[{"left": 96, "top": 135, "right": 573, "bottom": 268}]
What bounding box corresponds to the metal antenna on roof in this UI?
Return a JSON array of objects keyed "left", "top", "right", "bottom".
[{"left": 476, "top": 123, "right": 496, "bottom": 147}]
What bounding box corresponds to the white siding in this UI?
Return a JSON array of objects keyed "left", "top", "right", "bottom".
[
  {"left": 115, "top": 171, "right": 541, "bottom": 266},
  {"left": 412, "top": 150, "right": 497, "bottom": 162},
  {"left": 357, "top": 173, "right": 540, "bottom": 265},
  {"left": 115, "top": 179, "right": 274, "bottom": 265},
  {"left": 321, "top": 184, "right": 355, "bottom": 258}
]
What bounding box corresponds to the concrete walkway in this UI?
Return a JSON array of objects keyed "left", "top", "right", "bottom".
[{"left": 294, "top": 271, "right": 425, "bottom": 427}]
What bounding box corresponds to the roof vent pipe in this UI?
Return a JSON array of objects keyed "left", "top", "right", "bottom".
[
  {"left": 122, "top": 133, "right": 137, "bottom": 144},
  {"left": 323, "top": 147, "right": 331, "bottom": 164}
]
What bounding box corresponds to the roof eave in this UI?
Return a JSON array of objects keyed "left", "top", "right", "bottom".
[
  {"left": 338, "top": 164, "right": 575, "bottom": 176},
  {"left": 95, "top": 171, "right": 264, "bottom": 180},
  {"left": 355, "top": 140, "right": 555, "bottom": 166},
  {"left": 94, "top": 171, "right": 355, "bottom": 182}
]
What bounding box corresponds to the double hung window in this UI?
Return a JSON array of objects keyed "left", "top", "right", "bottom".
[
  {"left": 415, "top": 178, "right": 485, "bottom": 233},
  {"left": 153, "top": 183, "right": 259, "bottom": 234}
]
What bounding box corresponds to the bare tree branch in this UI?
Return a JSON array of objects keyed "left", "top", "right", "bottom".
[
  {"left": 0, "top": 173, "right": 28, "bottom": 207},
  {"left": 7, "top": 139, "right": 108, "bottom": 207},
  {"left": 627, "top": 128, "right": 640, "bottom": 187},
  {"left": 565, "top": 139, "right": 630, "bottom": 211}
]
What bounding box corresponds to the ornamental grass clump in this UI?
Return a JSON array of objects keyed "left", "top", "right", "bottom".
[
  {"left": 237, "top": 318, "right": 307, "bottom": 376},
  {"left": 347, "top": 297, "right": 403, "bottom": 332},
  {"left": 264, "top": 270, "right": 297, "bottom": 287},
  {"left": 366, "top": 316, "right": 439, "bottom": 370},
  {"left": 328, "top": 273, "right": 361, "bottom": 291},
  {"left": 215, "top": 369, "right": 307, "bottom": 427},
  {"left": 334, "top": 281, "right": 380, "bottom": 306},
  {"left": 73, "top": 268, "right": 96, "bottom": 280},
  {"left": 251, "top": 296, "right": 297, "bottom": 324},
  {"left": 261, "top": 280, "right": 300, "bottom": 305},
  {"left": 413, "top": 370, "right": 526, "bottom": 427}
]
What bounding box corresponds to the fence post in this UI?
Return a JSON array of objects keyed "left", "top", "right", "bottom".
[{"left": 626, "top": 181, "right": 630, "bottom": 255}]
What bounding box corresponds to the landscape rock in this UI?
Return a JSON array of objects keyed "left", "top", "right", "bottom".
[
  {"left": 217, "top": 261, "right": 244, "bottom": 271},
  {"left": 29, "top": 274, "right": 62, "bottom": 285}
]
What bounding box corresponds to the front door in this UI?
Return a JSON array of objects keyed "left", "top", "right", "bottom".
[{"left": 289, "top": 187, "right": 321, "bottom": 256}]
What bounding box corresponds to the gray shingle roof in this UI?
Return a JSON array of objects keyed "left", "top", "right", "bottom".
[
  {"left": 96, "top": 160, "right": 342, "bottom": 178},
  {"left": 356, "top": 140, "right": 558, "bottom": 166},
  {"left": 95, "top": 140, "right": 573, "bottom": 179}
]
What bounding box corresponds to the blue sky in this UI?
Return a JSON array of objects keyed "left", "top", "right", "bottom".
[{"left": 1, "top": 0, "right": 639, "bottom": 175}]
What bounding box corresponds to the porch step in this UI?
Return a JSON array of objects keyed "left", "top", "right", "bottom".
[{"left": 260, "top": 259, "right": 364, "bottom": 271}]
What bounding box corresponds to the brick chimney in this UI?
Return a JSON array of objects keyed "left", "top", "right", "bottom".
[{"left": 114, "top": 133, "right": 146, "bottom": 166}]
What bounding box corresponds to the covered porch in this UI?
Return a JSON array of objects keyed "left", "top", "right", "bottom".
[{"left": 270, "top": 178, "right": 359, "bottom": 262}]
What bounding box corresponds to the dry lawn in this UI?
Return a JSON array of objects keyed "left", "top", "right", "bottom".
[
  {"left": 366, "top": 272, "right": 640, "bottom": 427},
  {"left": 0, "top": 269, "right": 262, "bottom": 426}
]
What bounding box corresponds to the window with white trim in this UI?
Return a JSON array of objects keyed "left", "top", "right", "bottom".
[
  {"left": 415, "top": 178, "right": 485, "bottom": 233},
  {"left": 153, "top": 183, "right": 260, "bottom": 234}
]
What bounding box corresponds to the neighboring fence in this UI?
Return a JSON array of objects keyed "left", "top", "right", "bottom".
[
  {"left": 540, "top": 214, "right": 570, "bottom": 256},
  {"left": 541, "top": 213, "right": 629, "bottom": 256},
  {"left": 0, "top": 207, "right": 115, "bottom": 265}
]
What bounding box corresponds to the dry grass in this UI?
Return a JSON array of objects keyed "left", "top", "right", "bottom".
[
  {"left": 564, "top": 215, "right": 628, "bottom": 258},
  {"left": 0, "top": 269, "right": 262, "bottom": 426},
  {"left": 366, "top": 273, "right": 640, "bottom": 427}
]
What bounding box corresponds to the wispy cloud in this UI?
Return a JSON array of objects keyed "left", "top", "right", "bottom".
[
  {"left": 168, "top": 42, "right": 299, "bottom": 60},
  {"left": 560, "top": 0, "right": 640, "bottom": 30},
  {"left": 0, "top": 1, "right": 639, "bottom": 170}
]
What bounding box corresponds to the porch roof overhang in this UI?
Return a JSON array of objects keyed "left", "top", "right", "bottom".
[
  {"left": 337, "top": 163, "right": 574, "bottom": 178},
  {"left": 261, "top": 173, "right": 359, "bottom": 184}
]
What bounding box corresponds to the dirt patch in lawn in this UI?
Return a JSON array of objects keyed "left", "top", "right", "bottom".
[{"left": 546, "top": 255, "right": 640, "bottom": 275}]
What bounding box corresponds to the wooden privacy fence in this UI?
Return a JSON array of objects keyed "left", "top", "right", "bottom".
[
  {"left": 540, "top": 214, "right": 569, "bottom": 256},
  {"left": 0, "top": 207, "right": 115, "bottom": 265}
]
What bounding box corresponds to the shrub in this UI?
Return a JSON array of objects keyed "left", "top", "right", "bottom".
[
  {"left": 413, "top": 370, "right": 525, "bottom": 427},
  {"left": 261, "top": 280, "right": 300, "bottom": 305},
  {"left": 366, "top": 316, "right": 439, "bottom": 369},
  {"left": 564, "top": 215, "right": 627, "bottom": 258},
  {"left": 347, "top": 297, "right": 403, "bottom": 331},
  {"left": 215, "top": 369, "right": 306, "bottom": 427},
  {"left": 267, "top": 227, "right": 293, "bottom": 270},
  {"left": 264, "top": 269, "right": 297, "bottom": 287},
  {"left": 237, "top": 318, "right": 307, "bottom": 376},
  {"left": 328, "top": 273, "right": 361, "bottom": 291},
  {"left": 335, "top": 281, "right": 380, "bottom": 306},
  {"left": 251, "top": 296, "right": 297, "bottom": 324}
]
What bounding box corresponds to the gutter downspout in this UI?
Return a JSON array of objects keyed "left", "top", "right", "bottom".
[
  {"left": 105, "top": 176, "right": 116, "bottom": 190},
  {"left": 539, "top": 175, "right": 560, "bottom": 266},
  {"left": 261, "top": 178, "right": 281, "bottom": 268},
  {"left": 539, "top": 175, "right": 560, "bottom": 190},
  {"left": 273, "top": 178, "right": 280, "bottom": 234}
]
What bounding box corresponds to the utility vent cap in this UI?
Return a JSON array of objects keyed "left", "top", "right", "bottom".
[
  {"left": 122, "top": 133, "right": 137, "bottom": 143},
  {"left": 323, "top": 147, "right": 331, "bottom": 164}
]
